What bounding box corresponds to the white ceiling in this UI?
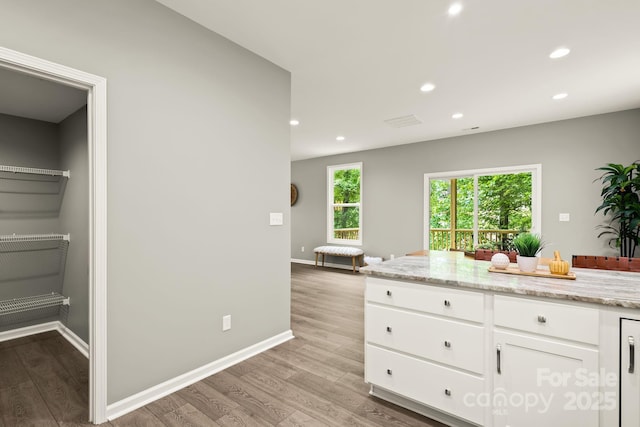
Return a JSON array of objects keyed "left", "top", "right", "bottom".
[
  {"left": 157, "top": 0, "right": 640, "bottom": 160},
  {"left": 0, "top": 67, "right": 87, "bottom": 123}
]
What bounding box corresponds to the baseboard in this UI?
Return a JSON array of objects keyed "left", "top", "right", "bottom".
[
  {"left": 0, "top": 321, "right": 89, "bottom": 358},
  {"left": 106, "top": 329, "right": 295, "bottom": 421},
  {"left": 56, "top": 323, "right": 89, "bottom": 358},
  {"left": 291, "top": 258, "right": 359, "bottom": 271},
  {"left": 0, "top": 321, "right": 59, "bottom": 342}
]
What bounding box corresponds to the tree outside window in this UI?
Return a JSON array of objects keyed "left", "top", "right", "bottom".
[{"left": 426, "top": 166, "right": 539, "bottom": 252}]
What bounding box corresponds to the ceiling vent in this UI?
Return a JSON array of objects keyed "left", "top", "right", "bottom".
[{"left": 384, "top": 114, "right": 423, "bottom": 128}]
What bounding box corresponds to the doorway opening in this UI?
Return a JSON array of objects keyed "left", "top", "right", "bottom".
[{"left": 0, "top": 47, "right": 107, "bottom": 424}]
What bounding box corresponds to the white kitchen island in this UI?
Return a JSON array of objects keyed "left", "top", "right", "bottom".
[{"left": 360, "top": 252, "right": 640, "bottom": 427}]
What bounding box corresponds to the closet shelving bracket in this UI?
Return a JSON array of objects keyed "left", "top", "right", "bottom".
[{"left": 0, "top": 164, "right": 70, "bottom": 178}]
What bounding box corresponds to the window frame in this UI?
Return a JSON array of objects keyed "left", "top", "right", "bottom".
[
  {"left": 327, "top": 162, "right": 363, "bottom": 245},
  {"left": 423, "top": 164, "right": 541, "bottom": 250}
]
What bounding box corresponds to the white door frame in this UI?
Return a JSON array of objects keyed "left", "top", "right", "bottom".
[{"left": 0, "top": 46, "right": 108, "bottom": 424}]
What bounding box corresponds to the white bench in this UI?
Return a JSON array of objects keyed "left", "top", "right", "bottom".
[{"left": 314, "top": 246, "right": 364, "bottom": 273}]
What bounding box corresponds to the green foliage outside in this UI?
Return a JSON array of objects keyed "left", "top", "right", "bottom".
[
  {"left": 333, "top": 168, "right": 361, "bottom": 235},
  {"left": 478, "top": 173, "right": 532, "bottom": 231},
  {"left": 429, "top": 172, "right": 533, "bottom": 250}
]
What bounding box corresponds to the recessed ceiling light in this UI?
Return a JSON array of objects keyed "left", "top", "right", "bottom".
[
  {"left": 336, "top": 136, "right": 345, "bottom": 141},
  {"left": 420, "top": 82, "right": 436, "bottom": 93},
  {"left": 552, "top": 93, "right": 568, "bottom": 100},
  {"left": 452, "top": 113, "right": 464, "bottom": 119},
  {"left": 549, "top": 47, "right": 571, "bottom": 59},
  {"left": 448, "top": 3, "right": 463, "bottom": 15},
  {"left": 289, "top": 119, "right": 299, "bottom": 126}
]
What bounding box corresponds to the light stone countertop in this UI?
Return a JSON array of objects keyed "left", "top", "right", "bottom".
[{"left": 360, "top": 253, "right": 640, "bottom": 309}]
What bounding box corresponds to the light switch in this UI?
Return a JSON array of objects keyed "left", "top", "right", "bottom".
[
  {"left": 559, "top": 213, "right": 570, "bottom": 222},
  {"left": 270, "top": 212, "right": 284, "bottom": 226}
]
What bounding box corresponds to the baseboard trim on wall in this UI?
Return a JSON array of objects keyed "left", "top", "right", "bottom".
[
  {"left": 105, "top": 329, "right": 295, "bottom": 421},
  {"left": 0, "top": 321, "right": 59, "bottom": 343},
  {"left": 291, "top": 258, "right": 358, "bottom": 271},
  {"left": 0, "top": 321, "right": 90, "bottom": 358},
  {"left": 57, "top": 323, "right": 89, "bottom": 358}
]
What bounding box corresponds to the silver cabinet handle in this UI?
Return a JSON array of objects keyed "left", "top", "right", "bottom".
[
  {"left": 497, "top": 344, "right": 502, "bottom": 374},
  {"left": 444, "top": 340, "right": 451, "bottom": 348},
  {"left": 537, "top": 315, "right": 547, "bottom": 323},
  {"left": 386, "top": 369, "right": 392, "bottom": 375},
  {"left": 444, "top": 300, "right": 451, "bottom": 307},
  {"left": 630, "top": 336, "right": 635, "bottom": 374},
  {"left": 386, "top": 326, "right": 392, "bottom": 333},
  {"left": 444, "top": 389, "right": 452, "bottom": 396},
  {"left": 386, "top": 290, "right": 392, "bottom": 296}
]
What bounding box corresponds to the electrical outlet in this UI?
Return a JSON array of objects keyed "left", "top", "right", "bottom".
[
  {"left": 390, "top": 254, "right": 395, "bottom": 260},
  {"left": 301, "top": 246, "right": 305, "bottom": 252},
  {"left": 559, "top": 213, "right": 570, "bottom": 222},
  {"left": 222, "top": 315, "right": 231, "bottom": 331}
]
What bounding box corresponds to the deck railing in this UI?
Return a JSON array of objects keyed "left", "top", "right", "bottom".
[
  {"left": 334, "top": 228, "right": 359, "bottom": 240},
  {"left": 430, "top": 228, "right": 521, "bottom": 252}
]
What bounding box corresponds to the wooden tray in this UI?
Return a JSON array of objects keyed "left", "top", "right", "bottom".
[{"left": 488, "top": 266, "right": 576, "bottom": 280}]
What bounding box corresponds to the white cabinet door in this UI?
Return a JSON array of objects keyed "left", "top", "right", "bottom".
[
  {"left": 493, "top": 330, "right": 599, "bottom": 427},
  {"left": 621, "top": 318, "right": 640, "bottom": 427}
]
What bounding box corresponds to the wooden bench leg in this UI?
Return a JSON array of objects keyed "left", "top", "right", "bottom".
[
  {"left": 315, "top": 252, "right": 319, "bottom": 267},
  {"left": 322, "top": 254, "right": 325, "bottom": 267},
  {"left": 352, "top": 256, "right": 356, "bottom": 273}
]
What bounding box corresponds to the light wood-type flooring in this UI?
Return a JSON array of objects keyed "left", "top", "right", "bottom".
[{"left": 0, "top": 263, "right": 444, "bottom": 426}]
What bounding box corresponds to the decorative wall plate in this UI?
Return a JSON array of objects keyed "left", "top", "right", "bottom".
[{"left": 291, "top": 184, "right": 298, "bottom": 206}]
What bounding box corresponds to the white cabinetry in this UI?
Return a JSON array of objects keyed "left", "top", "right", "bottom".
[
  {"left": 365, "top": 277, "right": 612, "bottom": 427},
  {"left": 493, "top": 296, "right": 600, "bottom": 427},
  {"left": 621, "top": 318, "right": 640, "bottom": 427},
  {"left": 365, "top": 277, "right": 486, "bottom": 426}
]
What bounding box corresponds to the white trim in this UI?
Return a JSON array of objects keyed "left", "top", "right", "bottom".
[
  {"left": 105, "top": 330, "right": 295, "bottom": 421},
  {"left": 327, "top": 162, "right": 363, "bottom": 246},
  {"left": 0, "top": 320, "right": 89, "bottom": 358},
  {"left": 424, "top": 164, "right": 542, "bottom": 250},
  {"left": 291, "top": 258, "right": 362, "bottom": 271},
  {"left": 0, "top": 46, "right": 108, "bottom": 424},
  {"left": 57, "top": 323, "right": 90, "bottom": 358},
  {"left": 0, "top": 321, "right": 59, "bottom": 342}
]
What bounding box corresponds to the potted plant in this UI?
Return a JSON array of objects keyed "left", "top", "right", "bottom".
[
  {"left": 513, "top": 232, "right": 545, "bottom": 272},
  {"left": 595, "top": 162, "right": 640, "bottom": 258}
]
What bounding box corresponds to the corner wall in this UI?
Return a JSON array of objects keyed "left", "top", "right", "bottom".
[
  {"left": 59, "top": 106, "right": 89, "bottom": 343},
  {"left": 1, "top": 0, "right": 291, "bottom": 405},
  {"left": 292, "top": 109, "right": 640, "bottom": 262}
]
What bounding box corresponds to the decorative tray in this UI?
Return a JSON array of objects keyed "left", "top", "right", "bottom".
[{"left": 488, "top": 266, "right": 576, "bottom": 280}]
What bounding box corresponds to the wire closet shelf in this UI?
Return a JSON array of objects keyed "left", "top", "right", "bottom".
[
  {"left": 0, "top": 164, "right": 70, "bottom": 178},
  {"left": 0, "top": 233, "right": 70, "bottom": 243},
  {"left": 0, "top": 293, "right": 70, "bottom": 317}
]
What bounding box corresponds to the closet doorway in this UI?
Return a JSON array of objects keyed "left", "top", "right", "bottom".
[{"left": 0, "top": 47, "right": 107, "bottom": 424}]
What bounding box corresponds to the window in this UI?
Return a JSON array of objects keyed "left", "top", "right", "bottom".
[
  {"left": 425, "top": 164, "right": 541, "bottom": 251},
  {"left": 328, "top": 163, "right": 362, "bottom": 245}
]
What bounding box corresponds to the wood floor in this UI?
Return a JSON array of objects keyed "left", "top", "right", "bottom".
[{"left": 0, "top": 264, "right": 444, "bottom": 426}]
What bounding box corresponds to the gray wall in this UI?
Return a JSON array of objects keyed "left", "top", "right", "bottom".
[
  {"left": 292, "top": 109, "right": 640, "bottom": 263},
  {"left": 2, "top": 0, "right": 291, "bottom": 405},
  {"left": 0, "top": 113, "right": 60, "bottom": 232},
  {"left": 59, "top": 106, "right": 89, "bottom": 343}
]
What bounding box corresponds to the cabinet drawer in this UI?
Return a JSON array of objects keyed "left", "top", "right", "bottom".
[
  {"left": 494, "top": 295, "right": 599, "bottom": 345},
  {"left": 366, "top": 344, "right": 485, "bottom": 425},
  {"left": 366, "top": 277, "right": 484, "bottom": 323},
  {"left": 366, "top": 304, "right": 484, "bottom": 374}
]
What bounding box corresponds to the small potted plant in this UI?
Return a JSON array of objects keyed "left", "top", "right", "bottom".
[{"left": 513, "top": 232, "right": 545, "bottom": 272}]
